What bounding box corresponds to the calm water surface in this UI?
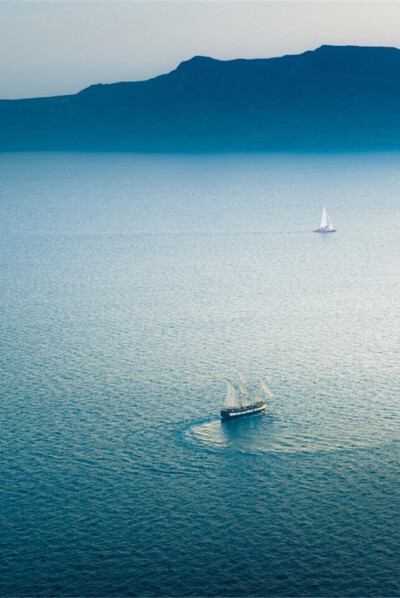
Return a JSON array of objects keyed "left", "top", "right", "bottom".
[{"left": 1, "top": 153, "right": 400, "bottom": 596}]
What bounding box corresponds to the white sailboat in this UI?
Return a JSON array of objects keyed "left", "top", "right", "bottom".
[
  {"left": 313, "top": 207, "right": 336, "bottom": 233},
  {"left": 221, "top": 376, "right": 273, "bottom": 420}
]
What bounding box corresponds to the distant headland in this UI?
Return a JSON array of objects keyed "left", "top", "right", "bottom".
[{"left": 2, "top": 45, "right": 400, "bottom": 152}]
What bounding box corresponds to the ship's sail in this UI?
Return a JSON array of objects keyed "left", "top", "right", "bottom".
[
  {"left": 224, "top": 381, "right": 240, "bottom": 409},
  {"left": 313, "top": 207, "right": 335, "bottom": 232},
  {"left": 320, "top": 207, "right": 328, "bottom": 228},
  {"left": 238, "top": 376, "right": 252, "bottom": 406},
  {"left": 260, "top": 378, "right": 274, "bottom": 398},
  {"left": 240, "top": 393, "right": 252, "bottom": 407},
  {"left": 238, "top": 376, "right": 251, "bottom": 396},
  {"left": 223, "top": 377, "right": 273, "bottom": 411}
]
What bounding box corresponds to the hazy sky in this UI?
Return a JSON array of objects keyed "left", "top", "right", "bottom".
[{"left": 2, "top": 1, "right": 400, "bottom": 99}]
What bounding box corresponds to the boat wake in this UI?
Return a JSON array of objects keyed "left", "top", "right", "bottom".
[{"left": 185, "top": 417, "right": 389, "bottom": 455}]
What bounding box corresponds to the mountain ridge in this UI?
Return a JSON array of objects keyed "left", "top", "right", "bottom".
[{"left": 2, "top": 45, "right": 400, "bottom": 151}]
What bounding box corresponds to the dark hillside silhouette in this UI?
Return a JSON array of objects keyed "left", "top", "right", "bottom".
[{"left": 2, "top": 45, "right": 400, "bottom": 151}]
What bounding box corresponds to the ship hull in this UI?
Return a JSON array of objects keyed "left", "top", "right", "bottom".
[
  {"left": 221, "top": 402, "right": 266, "bottom": 421},
  {"left": 313, "top": 228, "right": 336, "bottom": 233}
]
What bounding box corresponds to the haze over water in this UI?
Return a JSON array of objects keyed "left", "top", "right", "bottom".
[{"left": 1, "top": 152, "right": 400, "bottom": 596}]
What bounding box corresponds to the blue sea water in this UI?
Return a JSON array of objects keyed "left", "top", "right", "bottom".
[{"left": 1, "top": 152, "right": 400, "bottom": 597}]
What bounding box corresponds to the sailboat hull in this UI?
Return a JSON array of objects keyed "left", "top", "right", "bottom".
[
  {"left": 221, "top": 401, "right": 266, "bottom": 421},
  {"left": 313, "top": 228, "right": 336, "bottom": 233}
]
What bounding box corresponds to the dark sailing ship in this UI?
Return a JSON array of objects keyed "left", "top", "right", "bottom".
[{"left": 220, "top": 377, "right": 274, "bottom": 421}]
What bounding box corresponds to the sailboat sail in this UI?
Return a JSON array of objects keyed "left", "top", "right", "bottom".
[
  {"left": 224, "top": 381, "right": 240, "bottom": 409},
  {"left": 238, "top": 377, "right": 251, "bottom": 396},
  {"left": 313, "top": 207, "right": 336, "bottom": 233},
  {"left": 320, "top": 207, "right": 328, "bottom": 228},
  {"left": 260, "top": 378, "right": 274, "bottom": 398},
  {"left": 240, "top": 394, "right": 251, "bottom": 407},
  {"left": 238, "top": 376, "right": 251, "bottom": 407}
]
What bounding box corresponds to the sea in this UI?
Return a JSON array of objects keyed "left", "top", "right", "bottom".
[{"left": 1, "top": 152, "right": 400, "bottom": 597}]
